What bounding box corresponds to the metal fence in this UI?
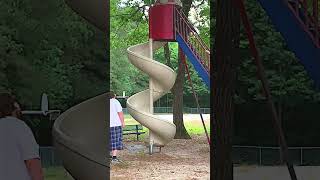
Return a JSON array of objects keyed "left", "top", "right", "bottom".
[
  {"left": 233, "top": 146, "right": 320, "bottom": 166},
  {"left": 40, "top": 145, "right": 320, "bottom": 167},
  {"left": 39, "top": 147, "right": 62, "bottom": 167},
  {"left": 123, "top": 107, "right": 211, "bottom": 114}
]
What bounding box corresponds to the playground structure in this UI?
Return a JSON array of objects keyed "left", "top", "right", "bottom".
[
  {"left": 50, "top": 0, "right": 320, "bottom": 179},
  {"left": 53, "top": 1, "right": 210, "bottom": 178},
  {"left": 127, "top": 0, "right": 210, "bottom": 154},
  {"left": 224, "top": 0, "right": 320, "bottom": 179},
  {"left": 127, "top": 41, "right": 177, "bottom": 152},
  {"left": 52, "top": 94, "right": 107, "bottom": 180}
]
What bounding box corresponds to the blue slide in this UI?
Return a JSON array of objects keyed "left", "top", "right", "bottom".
[
  {"left": 257, "top": 0, "right": 320, "bottom": 88},
  {"left": 176, "top": 34, "right": 210, "bottom": 87}
]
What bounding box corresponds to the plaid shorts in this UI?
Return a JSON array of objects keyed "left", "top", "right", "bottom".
[{"left": 110, "top": 126, "right": 123, "bottom": 151}]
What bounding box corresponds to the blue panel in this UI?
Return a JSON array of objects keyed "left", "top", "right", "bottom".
[
  {"left": 176, "top": 34, "right": 210, "bottom": 88},
  {"left": 257, "top": 0, "right": 320, "bottom": 89}
]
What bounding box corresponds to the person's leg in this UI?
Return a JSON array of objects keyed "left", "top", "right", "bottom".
[
  {"left": 109, "top": 127, "right": 113, "bottom": 158},
  {"left": 113, "top": 126, "right": 123, "bottom": 161},
  {"left": 112, "top": 150, "right": 117, "bottom": 157},
  {"left": 110, "top": 126, "right": 118, "bottom": 162},
  {"left": 110, "top": 126, "right": 122, "bottom": 162},
  {"left": 119, "top": 126, "right": 123, "bottom": 151}
]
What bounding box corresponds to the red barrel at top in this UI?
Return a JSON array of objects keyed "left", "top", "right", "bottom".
[{"left": 149, "top": 4, "right": 176, "bottom": 41}]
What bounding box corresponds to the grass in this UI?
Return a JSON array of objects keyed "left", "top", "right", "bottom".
[
  {"left": 184, "top": 120, "right": 210, "bottom": 135},
  {"left": 124, "top": 113, "right": 210, "bottom": 141},
  {"left": 43, "top": 167, "right": 73, "bottom": 180}
]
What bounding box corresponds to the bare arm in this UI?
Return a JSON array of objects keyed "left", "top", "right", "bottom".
[
  {"left": 117, "top": 111, "right": 125, "bottom": 128},
  {"left": 25, "top": 158, "right": 44, "bottom": 180}
]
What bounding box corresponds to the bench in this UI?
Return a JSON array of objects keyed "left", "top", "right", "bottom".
[{"left": 123, "top": 124, "right": 145, "bottom": 141}]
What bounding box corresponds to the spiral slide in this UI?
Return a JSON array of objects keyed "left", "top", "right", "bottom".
[
  {"left": 127, "top": 41, "right": 177, "bottom": 147},
  {"left": 52, "top": 94, "right": 108, "bottom": 180},
  {"left": 51, "top": 0, "right": 109, "bottom": 179}
]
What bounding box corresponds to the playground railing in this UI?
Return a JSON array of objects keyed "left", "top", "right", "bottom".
[
  {"left": 286, "top": 0, "right": 320, "bottom": 47},
  {"left": 173, "top": 6, "right": 210, "bottom": 73}
]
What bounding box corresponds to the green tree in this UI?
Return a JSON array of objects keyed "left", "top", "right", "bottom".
[{"left": 0, "top": 0, "right": 107, "bottom": 110}]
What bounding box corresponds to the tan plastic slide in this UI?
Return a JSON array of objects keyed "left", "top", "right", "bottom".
[
  {"left": 127, "top": 41, "right": 177, "bottom": 147},
  {"left": 52, "top": 1, "right": 109, "bottom": 179},
  {"left": 52, "top": 93, "right": 108, "bottom": 179},
  {"left": 64, "top": 0, "right": 107, "bottom": 32}
]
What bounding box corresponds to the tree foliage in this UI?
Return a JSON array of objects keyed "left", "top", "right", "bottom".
[{"left": 0, "top": 0, "right": 107, "bottom": 110}]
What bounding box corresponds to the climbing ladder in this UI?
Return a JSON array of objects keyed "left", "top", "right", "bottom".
[{"left": 174, "top": 7, "right": 210, "bottom": 72}]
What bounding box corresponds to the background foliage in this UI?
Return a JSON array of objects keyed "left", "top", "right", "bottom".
[
  {"left": 1, "top": 0, "right": 320, "bottom": 145},
  {"left": 0, "top": 0, "right": 107, "bottom": 110}
]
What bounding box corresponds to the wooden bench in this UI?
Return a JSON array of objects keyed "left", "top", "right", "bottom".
[{"left": 123, "top": 124, "right": 145, "bottom": 141}]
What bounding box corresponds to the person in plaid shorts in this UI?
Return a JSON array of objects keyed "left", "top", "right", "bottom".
[{"left": 108, "top": 92, "right": 125, "bottom": 163}]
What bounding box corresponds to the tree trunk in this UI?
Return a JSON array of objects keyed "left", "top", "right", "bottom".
[
  {"left": 164, "top": 43, "right": 172, "bottom": 68},
  {"left": 213, "top": 0, "right": 240, "bottom": 179},
  {"left": 173, "top": 48, "right": 191, "bottom": 139},
  {"left": 171, "top": 0, "right": 192, "bottom": 139},
  {"left": 163, "top": 42, "right": 190, "bottom": 139}
]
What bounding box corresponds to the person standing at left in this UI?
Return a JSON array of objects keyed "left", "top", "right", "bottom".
[
  {"left": 108, "top": 91, "right": 125, "bottom": 163},
  {"left": 0, "top": 93, "right": 44, "bottom": 180}
]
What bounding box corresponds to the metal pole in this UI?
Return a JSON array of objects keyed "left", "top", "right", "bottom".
[
  {"left": 149, "top": 38, "right": 154, "bottom": 114},
  {"left": 51, "top": 148, "right": 54, "bottom": 166},
  {"left": 259, "top": 147, "right": 262, "bottom": 165},
  {"left": 166, "top": 93, "right": 168, "bottom": 108},
  {"left": 300, "top": 148, "right": 303, "bottom": 165},
  {"left": 313, "top": 0, "right": 319, "bottom": 45},
  {"left": 234, "top": 0, "right": 297, "bottom": 179},
  {"left": 181, "top": 47, "right": 211, "bottom": 145},
  {"left": 149, "top": 38, "right": 154, "bottom": 155}
]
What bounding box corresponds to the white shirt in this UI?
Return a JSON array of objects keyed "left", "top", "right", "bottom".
[
  {"left": 0, "top": 116, "right": 39, "bottom": 180},
  {"left": 110, "top": 98, "right": 123, "bottom": 127}
]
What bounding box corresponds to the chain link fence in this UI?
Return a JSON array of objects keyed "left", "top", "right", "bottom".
[
  {"left": 233, "top": 146, "right": 320, "bottom": 166},
  {"left": 41, "top": 145, "right": 320, "bottom": 167},
  {"left": 39, "top": 147, "right": 62, "bottom": 167},
  {"left": 123, "top": 107, "right": 210, "bottom": 114}
]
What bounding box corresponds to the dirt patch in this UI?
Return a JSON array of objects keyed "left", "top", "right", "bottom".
[{"left": 111, "top": 135, "right": 210, "bottom": 180}]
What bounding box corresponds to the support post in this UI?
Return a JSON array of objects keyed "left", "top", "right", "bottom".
[
  {"left": 149, "top": 38, "right": 154, "bottom": 155},
  {"left": 149, "top": 38, "right": 154, "bottom": 114},
  {"left": 259, "top": 147, "right": 262, "bottom": 165},
  {"left": 300, "top": 148, "right": 303, "bottom": 165}
]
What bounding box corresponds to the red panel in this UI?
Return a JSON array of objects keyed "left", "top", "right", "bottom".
[{"left": 149, "top": 4, "right": 175, "bottom": 41}]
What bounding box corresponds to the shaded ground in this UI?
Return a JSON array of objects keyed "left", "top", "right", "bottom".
[
  {"left": 111, "top": 134, "right": 210, "bottom": 180},
  {"left": 234, "top": 166, "right": 320, "bottom": 180}
]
